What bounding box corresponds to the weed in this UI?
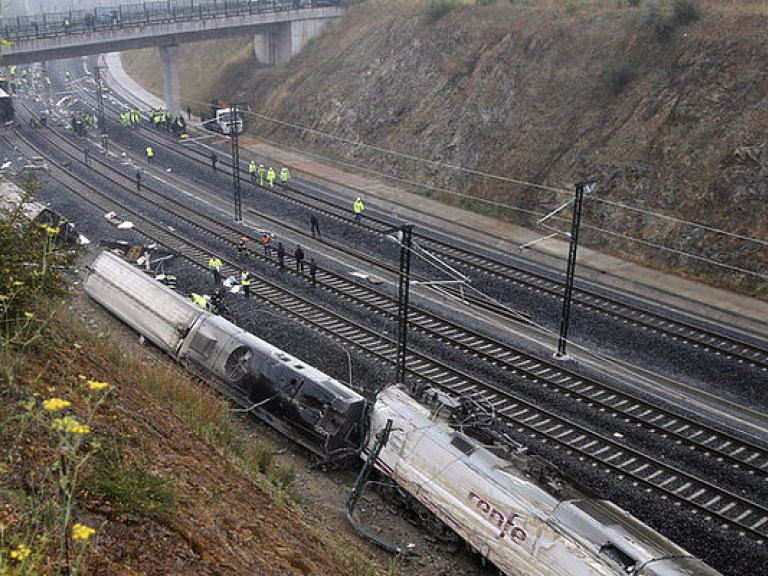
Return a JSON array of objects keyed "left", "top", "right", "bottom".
[
  {"left": 89, "top": 450, "right": 176, "bottom": 516},
  {"left": 351, "top": 554, "right": 377, "bottom": 576}
]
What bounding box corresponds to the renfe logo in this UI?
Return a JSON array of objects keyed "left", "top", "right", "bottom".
[{"left": 469, "top": 491, "right": 528, "bottom": 543}]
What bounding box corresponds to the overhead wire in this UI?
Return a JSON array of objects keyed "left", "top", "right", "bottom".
[{"left": 174, "top": 91, "right": 767, "bottom": 279}]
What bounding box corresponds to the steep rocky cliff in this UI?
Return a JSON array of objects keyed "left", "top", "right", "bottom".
[{"left": 125, "top": 0, "right": 768, "bottom": 295}]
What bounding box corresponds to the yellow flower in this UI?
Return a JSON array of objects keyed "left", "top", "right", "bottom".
[
  {"left": 43, "top": 398, "right": 71, "bottom": 412},
  {"left": 9, "top": 543, "right": 31, "bottom": 561},
  {"left": 52, "top": 416, "right": 81, "bottom": 434},
  {"left": 87, "top": 380, "right": 109, "bottom": 391},
  {"left": 78, "top": 374, "right": 86, "bottom": 380},
  {"left": 13, "top": 281, "right": 24, "bottom": 286},
  {"left": 73, "top": 343, "right": 82, "bottom": 350},
  {"left": 24, "top": 312, "right": 34, "bottom": 319},
  {"left": 72, "top": 524, "right": 95, "bottom": 541},
  {"left": 46, "top": 226, "right": 60, "bottom": 235},
  {"left": 71, "top": 424, "right": 91, "bottom": 435}
]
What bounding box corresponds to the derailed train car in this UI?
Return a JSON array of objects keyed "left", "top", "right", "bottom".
[
  {"left": 83, "top": 251, "right": 367, "bottom": 457},
  {"left": 85, "top": 251, "right": 722, "bottom": 576},
  {"left": 368, "top": 385, "right": 723, "bottom": 576},
  {"left": 0, "top": 181, "right": 89, "bottom": 246}
]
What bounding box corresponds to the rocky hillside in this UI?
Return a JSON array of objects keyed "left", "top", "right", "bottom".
[{"left": 125, "top": 0, "right": 768, "bottom": 296}]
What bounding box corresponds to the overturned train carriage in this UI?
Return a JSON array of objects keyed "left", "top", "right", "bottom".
[
  {"left": 369, "top": 386, "right": 723, "bottom": 576},
  {"left": 84, "top": 251, "right": 367, "bottom": 457}
]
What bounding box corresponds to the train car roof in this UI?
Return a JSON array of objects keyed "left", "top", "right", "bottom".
[{"left": 0, "top": 180, "right": 46, "bottom": 220}]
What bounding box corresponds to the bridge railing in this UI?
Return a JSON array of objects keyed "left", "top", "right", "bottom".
[{"left": 1, "top": 0, "right": 341, "bottom": 43}]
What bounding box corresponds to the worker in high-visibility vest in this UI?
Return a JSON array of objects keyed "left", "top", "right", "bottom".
[
  {"left": 240, "top": 269, "right": 252, "bottom": 299},
  {"left": 257, "top": 164, "right": 265, "bottom": 187},
  {"left": 353, "top": 197, "right": 365, "bottom": 222},
  {"left": 266, "top": 167, "right": 276, "bottom": 189},
  {"left": 190, "top": 293, "right": 208, "bottom": 309},
  {"left": 249, "top": 161, "right": 258, "bottom": 184},
  {"left": 279, "top": 166, "right": 290, "bottom": 187},
  {"left": 145, "top": 146, "right": 154, "bottom": 164},
  {"left": 208, "top": 256, "right": 222, "bottom": 284}
]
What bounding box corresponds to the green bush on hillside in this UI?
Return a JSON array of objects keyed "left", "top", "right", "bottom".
[
  {"left": 644, "top": 0, "right": 701, "bottom": 40},
  {"left": 421, "top": 0, "right": 456, "bottom": 24},
  {"left": 608, "top": 62, "right": 636, "bottom": 94},
  {"left": 672, "top": 0, "right": 701, "bottom": 26}
]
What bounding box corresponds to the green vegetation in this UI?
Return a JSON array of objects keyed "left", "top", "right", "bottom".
[
  {"left": 645, "top": 0, "right": 702, "bottom": 39},
  {"left": 90, "top": 451, "right": 176, "bottom": 517},
  {"left": 421, "top": 0, "right": 457, "bottom": 24},
  {"left": 0, "top": 186, "right": 298, "bottom": 574},
  {"left": 607, "top": 61, "right": 636, "bottom": 94}
]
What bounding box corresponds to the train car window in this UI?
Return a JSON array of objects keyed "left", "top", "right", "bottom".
[
  {"left": 450, "top": 433, "right": 476, "bottom": 455},
  {"left": 189, "top": 331, "right": 217, "bottom": 358},
  {"left": 599, "top": 543, "right": 636, "bottom": 572}
]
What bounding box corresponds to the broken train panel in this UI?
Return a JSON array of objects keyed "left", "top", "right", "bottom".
[{"left": 368, "top": 385, "right": 723, "bottom": 576}]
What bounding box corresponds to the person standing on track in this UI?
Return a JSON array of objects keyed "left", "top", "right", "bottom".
[
  {"left": 294, "top": 245, "right": 305, "bottom": 273},
  {"left": 277, "top": 242, "right": 285, "bottom": 272},
  {"left": 310, "top": 213, "right": 321, "bottom": 238},
  {"left": 257, "top": 164, "right": 265, "bottom": 187},
  {"left": 145, "top": 146, "right": 154, "bottom": 165},
  {"left": 267, "top": 167, "right": 276, "bottom": 189},
  {"left": 209, "top": 256, "right": 222, "bottom": 285},
  {"left": 262, "top": 233, "right": 272, "bottom": 257},
  {"left": 211, "top": 152, "right": 218, "bottom": 172},
  {"left": 279, "top": 166, "right": 291, "bottom": 187},
  {"left": 249, "top": 160, "right": 258, "bottom": 184},
  {"left": 353, "top": 197, "right": 365, "bottom": 222},
  {"left": 136, "top": 169, "right": 141, "bottom": 191},
  {"left": 237, "top": 237, "right": 247, "bottom": 260},
  {"left": 240, "top": 269, "right": 252, "bottom": 299}
]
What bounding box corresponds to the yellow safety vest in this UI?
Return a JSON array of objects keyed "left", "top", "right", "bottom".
[{"left": 191, "top": 293, "right": 207, "bottom": 308}]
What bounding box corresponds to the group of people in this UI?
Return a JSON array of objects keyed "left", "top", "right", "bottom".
[
  {"left": 147, "top": 108, "right": 187, "bottom": 137},
  {"left": 248, "top": 161, "right": 291, "bottom": 189},
  {"left": 119, "top": 109, "right": 142, "bottom": 128}
]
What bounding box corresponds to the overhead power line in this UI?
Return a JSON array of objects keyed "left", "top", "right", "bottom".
[{"left": 175, "top": 92, "right": 767, "bottom": 274}]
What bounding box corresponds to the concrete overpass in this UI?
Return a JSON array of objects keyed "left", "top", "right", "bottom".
[{"left": 1, "top": 0, "right": 343, "bottom": 114}]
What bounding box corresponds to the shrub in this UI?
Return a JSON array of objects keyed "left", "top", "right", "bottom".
[
  {"left": 90, "top": 451, "right": 176, "bottom": 516},
  {"left": 421, "top": 0, "right": 456, "bottom": 24},
  {"left": 608, "top": 62, "right": 636, "bottom": 94},
  {"left": 672, "top": 0, "right": 700, "bottom": 25}
]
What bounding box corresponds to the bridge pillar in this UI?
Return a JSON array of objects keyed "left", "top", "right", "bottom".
[
  {"left": 254, "top": 17, "right": 334, "bottom": 66},
  {"left": 159, "top": 44, "right": 181, "bottom": 116}
]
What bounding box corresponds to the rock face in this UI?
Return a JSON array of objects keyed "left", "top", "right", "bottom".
[{"left": 128, "top": 0, "right": 768, "bottom": 294}]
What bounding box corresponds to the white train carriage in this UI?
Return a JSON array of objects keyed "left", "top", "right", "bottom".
[
  {"left": 0, "top": 181, "right": 88, "bottom": 246},
  {"left": 368, "top": 385, "right": 722, "bottom": 576},
  {"left": 84, "top": 251, "right": 368, "bottom": 457}
]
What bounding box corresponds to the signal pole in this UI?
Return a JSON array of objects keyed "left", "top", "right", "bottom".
[
  {"left": 556, "top": 180, "right": 596, "bottom": 359},
  {"left": 230, "top": 103, "right": 242, "bottom": 222},
  {"left": 94, "top": 64, "right": 108, "bottom": 154},
  {"left": 384, "top": 224, "right": 414, "bottom": 384}
]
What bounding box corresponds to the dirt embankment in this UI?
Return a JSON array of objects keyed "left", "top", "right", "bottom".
[{"left": 125, "top": 0, "right": 768, "bottom": 296}]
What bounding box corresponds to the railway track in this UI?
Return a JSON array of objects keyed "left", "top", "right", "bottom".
[
  {"left": 63, "top": 68, "right": 768, "bottom": 379},
  {"left": 8, "top": 110, "right": 768, "bottom": 545},
  {"left": 108, "top": 106, "right": 768, "bottom": 375}
]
